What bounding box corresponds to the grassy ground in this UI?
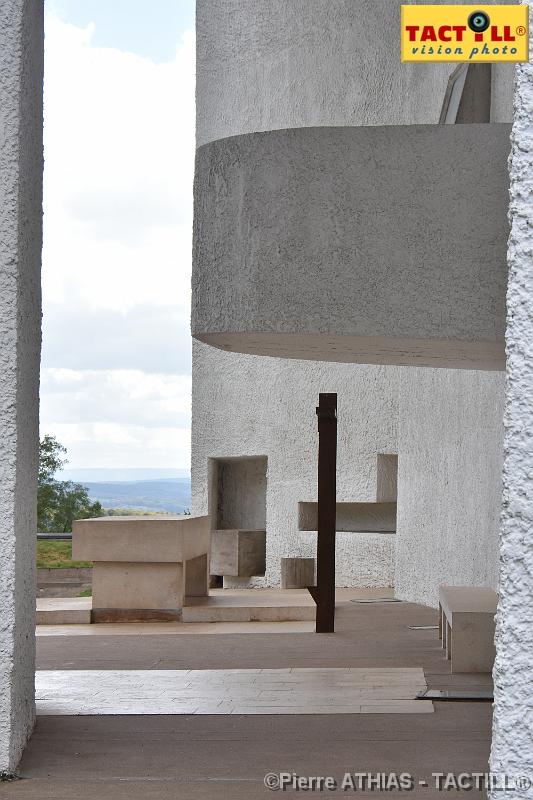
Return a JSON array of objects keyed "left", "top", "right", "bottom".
[{"left": 36, "top": 540, "right": 92, "bottom": 569}]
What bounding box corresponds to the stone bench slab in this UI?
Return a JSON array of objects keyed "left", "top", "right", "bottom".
[{"left": 439, "top": 586, "right": 497, "bottom": 674}]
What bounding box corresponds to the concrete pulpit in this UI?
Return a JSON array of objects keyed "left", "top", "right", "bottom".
[{"left": 72, "top": 515, "right": 211, "bottom": 622}]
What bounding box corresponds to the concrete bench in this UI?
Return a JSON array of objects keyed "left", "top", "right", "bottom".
[
  {"left": 72, "top": 515, "right": 210, "bottom": 622},
  {"left": 439, "top": 586, "right": 497, "bottom": 673}
]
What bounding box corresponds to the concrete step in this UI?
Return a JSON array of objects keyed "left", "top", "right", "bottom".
[
  {"left": 36, "top": 588, "right": 394, "bottom": 626},
  {"left": 182, "top": 588, "right": 316, "bottom": 623},
  {"left": 36, "top": 594, "right": 314, "bottom": 625},
  {"left": 36, "top": 597, "right": 92, "bottom": 625},
  {"left": 181, "top": 603, "right": 315, "bottom": 623},
  {"left": 35, "top": 593, "right": 314, "bottom": 625}
]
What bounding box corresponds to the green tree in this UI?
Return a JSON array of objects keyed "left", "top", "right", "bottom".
[{"left": 37, "top": 435, "right": 104, "bottom": 533}]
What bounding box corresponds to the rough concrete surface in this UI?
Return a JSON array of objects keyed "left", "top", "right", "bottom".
[
  {"left": 192, "top": 342, "right": 400, "bottom": 588},
  {"left": 396, "top": 368, "right": 505, "bottom": 607},
  {"left": 490, "top": 9, "right": 533, "bottom": 790},
  {"left": 192, "top": 0, "right": 510, "bottom": 605},
  {"left": 196, "top": 0, "right": 513, "bottom": 147},
  {"left": 0, "top": 0, "right": 43, "bottom": 774},
  {"left": 193, "top": 124, "right": 510, "bottom": 368},
  {"left": 192, "top": 343, "right": 504, "bottom": 604}
]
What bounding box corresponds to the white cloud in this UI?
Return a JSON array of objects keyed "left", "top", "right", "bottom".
[
  {"left": 44, "top": 421, "right": 191, "bottom": 470},
  {"left": 43, "top": 14, "right": 195, "bottom": 312},
  {"left": 40, "top": 368, "right": 192, "bottom": 428},
  {"left": 41, "top": 12, "right": 195, "bottom": 469},
  {"left": 42, "top": 303, "right": 191, "bottom": 374}
]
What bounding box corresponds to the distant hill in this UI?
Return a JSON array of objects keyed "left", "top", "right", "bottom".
[
  {"left": 61, "top": 468, "right": 190, "bottom": 482},
  {"left": 83, "top": 477, "right": 191, "bottom": 514}
]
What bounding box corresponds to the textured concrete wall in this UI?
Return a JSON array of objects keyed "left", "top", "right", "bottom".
[
  {"left": 194, "top": 0, "right": 512, "bottom": 370},
  {"left": 197, "top": 0, "right": 513, "bottom": 147},
  {"left": 192, "top": 341, "right": 505, "bottom": 598},
  {"left": 193, "top": 124, "right": 510, "bottom": 369},
  {"left": 192, "top": 341, "right": 398, "bottom": 587},
  {"left": 193, "top": 0, "right": 509, "bottom": 603},
  {"left": 396, "top": 369, "right": 504, "bottom": 607},
  {"left": 491, "top": 65, "right": 516, "bottom": 123},
  {"left": 491, "top": 8, "right": 533, "bottom": 785},
  {"left": 0, "top": 0, "right": 43, "bottom": 774}
]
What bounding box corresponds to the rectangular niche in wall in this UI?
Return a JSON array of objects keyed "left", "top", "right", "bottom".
[
  {"left": 210, "top": 456, "right": 267, "bottom": 530},
  {"left": 298, "top": 454, "right": 398, "bottom": 534},
  {"left": 208, "top": 456, "right": 268, "bottom": 578}
]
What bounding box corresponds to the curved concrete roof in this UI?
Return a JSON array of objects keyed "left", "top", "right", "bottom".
[{"left": 192, "top": 124, "right": 510, "bottom": 369}]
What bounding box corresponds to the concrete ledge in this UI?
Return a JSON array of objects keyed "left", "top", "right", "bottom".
[
  {"left": 35, "top": 589, "right": 395, "bottom": 629},
  {"left": 193, "top": 124, "right": 510, "bottom": 369},
  {"left": 36, "top": 598, "right": 91, "bottom": 625},
  {"left": 182, "top": 588, "right": 317, "bottom": 622},
  {"left": 195, "top": 331, "right": 505, "bottom": 370},
  {"left": 298, "top": 502, "right": 396, "bottom": 532},
  {"left": 91, "top": 609, "right": 182, "bottom": 624},
  {"left": 72, "top": 515, "right": 210, "bottom": 563},
  {"left": 36, "top": 592, "right": 318, "bottom": 625}
]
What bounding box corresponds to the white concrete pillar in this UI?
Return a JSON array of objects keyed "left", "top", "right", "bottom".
[
  {"left": 491, "top": 3, "right": 533, "bottom": 789},
  {"left": 0, "top": 0, "right": 43, "bottom": 774}
]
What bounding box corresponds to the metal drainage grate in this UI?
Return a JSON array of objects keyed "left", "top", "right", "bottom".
[
  {"left": 417, "top": 689, "right": 493, "bottom": 702},
  {"left": 350, "top": 597, "right": 402, "bottom": 604},
  {"left": 408, "top": 625, "right": 439, "bottom": 630}
]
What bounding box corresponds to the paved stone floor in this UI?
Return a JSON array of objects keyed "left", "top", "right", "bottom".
[
  {"left": 36, "top": 619, "right": 315, "bottom": 636},
  {"left": 35, "top": 667, "right": 432, "bottom": 715},
  {"left": 36, "top": 588, "right": 387, "bottom": 625},
  {"left": 3, "top": 598, "right": 493, "bottom": 799}
]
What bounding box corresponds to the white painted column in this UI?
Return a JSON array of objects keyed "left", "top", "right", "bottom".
[
  {"left": 491, "top": 3, "right": 533, "bottom": 791},
  {"left": 0, "top": 0, "right": 43, "bottom": 774}
]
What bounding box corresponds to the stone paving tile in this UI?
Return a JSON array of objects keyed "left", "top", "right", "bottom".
[
  {"left": 35, "top": 668, "right": 432, "bottom": 716},
  {"left": 360, "top": 702, "right": 435, "bottom": 713},
  {"left": 19, "top": 599, "right": 490, "bottom": 799}
]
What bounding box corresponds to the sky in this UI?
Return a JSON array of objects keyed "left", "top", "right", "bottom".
[{"left": 41, "top": 0, "right": 196, "bottom": 471}]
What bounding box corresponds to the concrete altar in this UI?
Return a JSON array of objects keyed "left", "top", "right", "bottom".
[{"left": 72, "top": 515, "right": 210, "bottom": 622}]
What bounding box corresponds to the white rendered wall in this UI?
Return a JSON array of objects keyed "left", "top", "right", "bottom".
[
  {"left": 396, "top": 369, "right": 504, "bottom": 607},
  {"left": 197, "top": 0, "right": 513, "bottom": 147},
  {"left": 192, "top": 342, "right": 398, "bottom": 587},
  {"left": 193, "top": 0, "right": 510, "bottom": 602},
  {"left": 491, "top": 8, "right": 533, "bottom": 786},
  {"left": 0, "top": 0, "right": 43, "bottom": 774}
]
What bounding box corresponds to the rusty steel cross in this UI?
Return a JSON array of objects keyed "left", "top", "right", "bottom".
[{"left": 308, "top": 393, "right": 337, "bottom": 633}]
